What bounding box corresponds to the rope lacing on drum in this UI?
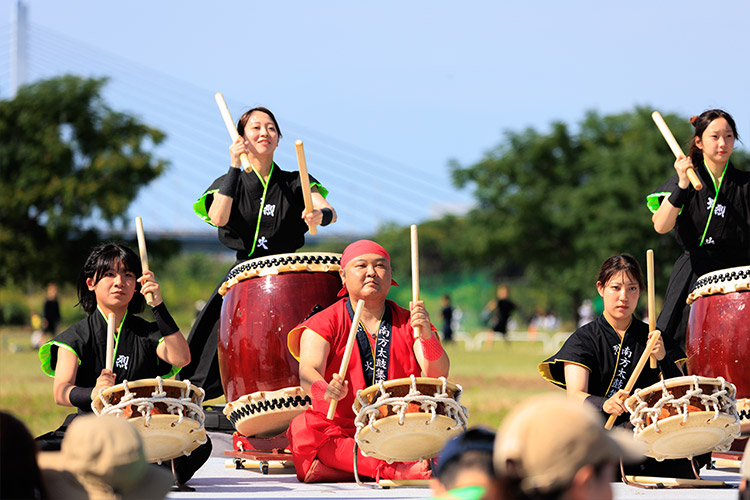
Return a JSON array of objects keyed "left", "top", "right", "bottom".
[
  {"left": 625, "top": 376, "right": 738, "bottom": 440},
  {"left": 352, "top": 375, "right": 469, "bottom": 463},
  {"left": 92, "top": 378, "right": 207, "bottom": 447}
]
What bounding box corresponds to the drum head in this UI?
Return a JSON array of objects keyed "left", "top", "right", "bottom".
[
  {"left": 129, "top": 415, "right": 207, "bottom": 463},
  {"left": 357, "top": 413, "right": 463, "bottom": 462},
  {"left": 636, "top": 411, "right": 740, "bottom": 461}
]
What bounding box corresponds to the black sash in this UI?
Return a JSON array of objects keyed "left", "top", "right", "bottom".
[{"left": 347, "top": 299, "right": 392, "bottom": 385}]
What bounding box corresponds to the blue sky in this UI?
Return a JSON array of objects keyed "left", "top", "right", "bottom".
[{"left": 2, "top": 1, "right": 748, "bottom": 237}]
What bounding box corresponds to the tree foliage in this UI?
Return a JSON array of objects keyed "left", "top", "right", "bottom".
[
  {"left": 378, "top": 107, "right": 749, "bottom": 320},
  {"left": 0, "top": 76, "right": 169, "bottom": 285}
]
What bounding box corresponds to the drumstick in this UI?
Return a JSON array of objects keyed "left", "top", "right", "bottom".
[
  {"left": 135, "top": 216, "right": 153, "bottom": 304},
  {"left": 647, "top": 249, "right": 657, "bottom": 369},
  {"left": 410, "top": 224, "right": 420, "bottom": 339},
  {"left": 604, "top": 330, "right": 662, "bottom": 430},
  {"left": 327, "top": 299, "right": 365, "bottom": 420},
  {"left": 651, "top": 111, "right": 703, "bottom": 191},
  {"left": 106, "top": 312, "right": 116, "bottom": 371},
  {"left": 294, "top": 140, "right": 317, "bottom": 235},
  {"left": 214, "top": 92, "right": 252, "bottom": 171}
]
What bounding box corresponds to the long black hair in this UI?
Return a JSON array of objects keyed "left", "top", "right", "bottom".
[{"left": 76, "top": 242, "right": 144, "bottom": 315}]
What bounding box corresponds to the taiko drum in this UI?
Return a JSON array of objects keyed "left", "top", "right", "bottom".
[{"left": 217, "top": 253, "right": 342, "bottom": 403}]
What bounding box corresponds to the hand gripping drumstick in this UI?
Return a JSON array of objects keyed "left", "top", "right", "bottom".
[
  {"left": 214, "top": 92, "right": 252, "bottom": 171},
  {"left": 327, "top": 299, "right": 365, "bottom": 420},
  {"left": 135, "top": 216, "right": 153, "bottom": 304},
  {"left": 651, "top": 111, "right": 703, "bottom": 191},
  {"left": 647, "top": 249, "right": 657, "bottom": 369},
  {"left": 410, "top": 224, "right": 421, "bottom": 339},
  {"left": 106, "top": 312, "right": 116, "bottom": 371},
  {"left": 604, "top": 330, "right": 662, "bottom": 430},
  {"left": 294, "top": 140, "right": 317, "bottom": 235}
]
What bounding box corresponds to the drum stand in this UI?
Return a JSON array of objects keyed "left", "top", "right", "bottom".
[
  {"left": 170, "top": 460, "right": 195, "bottom": 492},
  {"left": 224, "top": 432, "right": 294, "bottom": 475},
  {"left": 619, "top": 458, "right": 730, "bottom": 489},
  {"left": 352, "top": 443, "right": 433, "bottom": 489}
]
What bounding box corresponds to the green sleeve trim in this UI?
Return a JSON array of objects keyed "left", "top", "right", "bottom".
[
  {"left": 646, "top": 192, "right": 670, "bottom": 214},
  {"left": 156, "top": 337, "right": 182, "bottom": 379},
  {"left": 310, "top": 182, "right": 328, "bottom": 199},
  {"left": 163, "top": 364, "right": 181, "bottom": 379},
  {"left": 537, "top": 359, "right": 591, "bottom": 389},
  {"left": 193, "top": 189, "right": 219, "bottom": 227},
  {"left": 38, "top": 341, "right": 80, "bottom": 378}
]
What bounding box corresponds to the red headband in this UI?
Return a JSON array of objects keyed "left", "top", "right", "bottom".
[{"left": 338, "top": 240, "right": 398, "bottom": 297}]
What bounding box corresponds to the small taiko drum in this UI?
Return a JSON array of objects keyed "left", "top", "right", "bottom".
[
  {"left": 218, "top": 252, "right": 341, "bottom": 435},
  {"left": 686, "top": 266, "right": 750, "bottom": 444},
  {"left": 92, "top": 377, "right": 207, "bottom": 464},
  {"left": 223, "top": 386, "right": 311, "bottom": 438},
  {"left": 624, "top": 376, "right": 740, "bottom": 461},
  {"left": 352, "top": 376, "right": 469, "bottom": 463}
]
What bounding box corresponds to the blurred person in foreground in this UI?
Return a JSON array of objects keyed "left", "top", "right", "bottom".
[
  {"left": 430, "top": 427, "right": 495, "bottom": 500},
  {"left": 487, "top": 394, "right": 644, "bottom": 500},
  {"left": 0, "top": 411, "right": 47, "bottom": 500},
  {"left": 286, "top": 239, "right": 450, "bottom": 482},
  {"left": 38, "top": 414, "right": 172, "bottom": 500}
]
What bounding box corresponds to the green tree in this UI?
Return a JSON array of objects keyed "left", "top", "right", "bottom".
[
  {"left": 450, "top": 106, "right": 749, "bottom": 319},
  {"left": 0, "top": 75, "right": 169, "bottom": 285}
]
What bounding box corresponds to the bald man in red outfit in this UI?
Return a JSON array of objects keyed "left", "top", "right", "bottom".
[{"left": 286, "top": 240, "right": 450, "bottom": 482}]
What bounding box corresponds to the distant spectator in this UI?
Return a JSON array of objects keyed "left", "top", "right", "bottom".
[
  {"left": 441, "top": 294, "right": 454, "bottom": 343},
  {"left": 38, "top": 414, "right": 173, "bottom": 500},
  {"left": 30, "top": 311, "right": 46, "bottom": 349},
  {"left": 576, "top": 300, "right": 594, "bottom": 328},
  {"left": 491, "top": 394, "right": 644, "bottom": 500},
  {"left": 0, "top": 411, "right": 47, "bottom": 500},
  {"left": 43, "top": 282, "right": 61, "bottom": 336},
  {"left": 485, "top": 285, "right": 516, "bottom": 342},
  {"left": 431, "top": 427, "right": 495, "bottom": 500}
]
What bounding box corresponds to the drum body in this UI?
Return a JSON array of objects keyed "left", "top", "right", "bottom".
[
  {"left": 625, "top": 376, "right": 740, "bottom": 461},
  {"left": 224, "top": 386, "right": 311, "bottom": 438},
  {"left": 686, "top": 266, "right": 750, "bottom": 442},
  {"left": 92, "top": 377, "right": 207, "bottom": 463},
  {"left": 218, "top": 253, "right": 342, "bottom": 405},
  {"left": 352, "top": 376, "right": 469, "bottom": 463}
]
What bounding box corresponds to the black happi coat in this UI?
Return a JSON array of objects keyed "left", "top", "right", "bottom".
[
  {"left": 182, "top": 163, "right": 328, "bottom": 398},
  {"left": 539, "top": 315, "right": 685, "bottom": 426},
  {"left": 193, "top": 164, "right": 325, "bottom": 260},
  {"left": 39, "top": 309, "right": 177, "bottom": 407},
  {"left": 646, "top": 161, "right": 750, "bottom": 349}
]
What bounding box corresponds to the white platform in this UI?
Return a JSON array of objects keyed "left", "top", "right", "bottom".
[{"left": 166, "top": 432, "right": 742, "bottom": 500}]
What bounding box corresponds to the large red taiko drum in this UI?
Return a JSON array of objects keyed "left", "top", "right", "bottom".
[
  {"left": 686, "top": 266, "right": 750, "bottom": 448},
  {"left": 218, "top": 253, "right": 342, "bottom": 405}
]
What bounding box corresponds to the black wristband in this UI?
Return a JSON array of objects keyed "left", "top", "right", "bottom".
[
  {"left": 584, "top": 394, "right": 606, "bottom": 411},
  {"left": 667, "top": 186, "right": 689, "bottom": 207},
  {"left": 69, "top": 386, "right": 93, "bottom": 410},
  {"left": 320, "top": 208, "right": 333, "bottom": 226},
  {"left": 152, "top": 302, "right": 180, "bottom": 337},
  {"left": 218, "top": 166, "right": 241, "bottom": 197}
]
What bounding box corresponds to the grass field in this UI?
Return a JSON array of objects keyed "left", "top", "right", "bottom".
[{"left": 0, "top": 327, "right": 562, "bottom": 437}]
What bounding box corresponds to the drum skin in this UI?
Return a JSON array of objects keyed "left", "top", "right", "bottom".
[
  {"left": 218, "top": 270, "right": 341, "bottom": 403},
  {"left": 687, "top": 291, "right": 750, "bottom": 399},
  {"left": 687, "top": 290, "right": 750, "bottom": 450}
]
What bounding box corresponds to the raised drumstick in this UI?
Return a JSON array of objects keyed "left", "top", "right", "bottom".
[
  {"left": 410, "top": 224, "right": 420, "bottom": 339},
  {"left": 214, "top": 92, "right": 252, "bottom": 171},
  {"left": 135, "top": 217, "right": 153, "bottom": 304},
  {"left": 327, "top": 299, "right": 365, "bottom": 420},
  {"left": 294, "top": 140, "right": 317, "bottom": 235},
  {"left": 646, "top": 249, "right": 657, "bottom": 369},
  {"left": 106, "top": 312, "right": 116, "bottom": 371},
  {"left": 604, "top": 330, "right": 662, "bottom": 430},
  {"left": 651, "top": 111, "right": 703, "bottom": 190}
]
